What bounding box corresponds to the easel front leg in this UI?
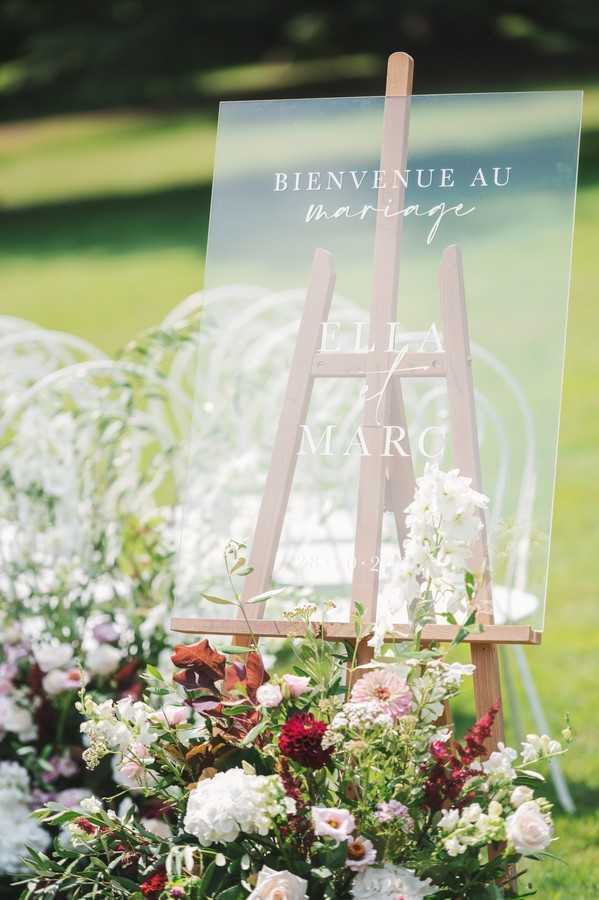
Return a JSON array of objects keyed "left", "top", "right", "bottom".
[{"left": 234, "top": 249, "right": 336, "bottom": 646}]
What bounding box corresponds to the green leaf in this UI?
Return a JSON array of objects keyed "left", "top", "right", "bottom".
[
  {"left": 201, "top": 593, "right": 236, "bottom": 606},
  {"left": 197, "top": 860, "right": 216, "bottom": 897},
  {"left": 144, "top": 664, "right": 165, "bottom": 682},
  {"left": 112, "top": 876, "right": 141, "bottom": 891},
  {"left": 215, "top": 887, "right": 246, "bottom": 899},
  {"left": 240, "top": 719, "right": 269, "bottom": 746},
  {"left": 244, "top": 587, "right": 288, "bottom": 604}
]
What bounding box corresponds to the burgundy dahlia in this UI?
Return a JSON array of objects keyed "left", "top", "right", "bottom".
[{"left": 279, "top": 712, "right": 332, "bottom": 769}]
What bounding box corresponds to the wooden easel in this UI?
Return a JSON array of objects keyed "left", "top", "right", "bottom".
[{"left": 172, "top": 53, "right": 541, "bottom": 755}]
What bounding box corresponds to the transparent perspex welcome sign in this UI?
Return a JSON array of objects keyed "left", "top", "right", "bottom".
[{"left": 175, "top": 91, "right": 581, "bottom": 633}]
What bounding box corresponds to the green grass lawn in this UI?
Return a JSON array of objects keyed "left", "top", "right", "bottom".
[{"left": 1, "top": 81, "right": 599, "bottom": 897}]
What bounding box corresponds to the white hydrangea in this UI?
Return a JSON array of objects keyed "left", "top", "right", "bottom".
[
  {"left": 184, "top": 767, "right": 294, "bottom": 846},
  {"left": 351, "top": 863, "right": 437, "bottom": 899},
  {"left": 0, "top": 762, "right": 50, "bottom": 874}
]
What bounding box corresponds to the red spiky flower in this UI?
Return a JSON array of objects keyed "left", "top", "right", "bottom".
[
  {"left": 423, "top": 702, "right": 500, "bottom": 811},
  {"left": 140, "top": 866, "right": 167, "bottom": 899}
]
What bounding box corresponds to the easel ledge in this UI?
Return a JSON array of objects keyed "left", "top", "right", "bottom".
[{"left": 170, "top": 617, "right": 542, "bottom": 645}]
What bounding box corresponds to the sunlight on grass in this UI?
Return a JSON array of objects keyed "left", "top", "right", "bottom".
[
  {"left": 195, "top": 53, "right": 382, "bottom": 95},
  {"left": 0, "top": 111, "right": 216, "bottom": 207}
]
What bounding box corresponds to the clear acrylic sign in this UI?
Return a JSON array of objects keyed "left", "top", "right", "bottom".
[{"left": 175, "top": 91, "right": 582, "bottom": 631}]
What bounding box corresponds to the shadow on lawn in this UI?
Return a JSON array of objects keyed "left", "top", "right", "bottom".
[
  {"left": 0, "top": 181, "right": 212, "bottom": 261},
  {"left": 578, "top": 126, "right": 599, "bottom": 187}
]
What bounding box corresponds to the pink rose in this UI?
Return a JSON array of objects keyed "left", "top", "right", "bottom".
[
  {"left": 283, "top": 674, "right": 310, "bottom": 698},
  {"left": 160, "top": 704, "right": 190, "bottom": 726},
  {"left": 256, "top": 683, "right": 283, "bottom": 708}
]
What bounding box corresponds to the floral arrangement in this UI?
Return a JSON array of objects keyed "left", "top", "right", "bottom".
[
  {"left": 18, "top": 468, "right": 569, "bottom": 899},
  {"left": 0, "top": 314, "right": 200, "bottom": 883}
]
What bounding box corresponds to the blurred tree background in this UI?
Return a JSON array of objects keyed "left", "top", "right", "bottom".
[
  {"left": 1, "top": 0, "right": 599, "bottom": 115},
  {"left": 1, "top": 3, "right": 599, "bottom": 898}
]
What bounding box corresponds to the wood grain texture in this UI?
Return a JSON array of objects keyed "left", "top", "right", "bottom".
[
  {"left": 232, "top": 248, "right": 335, "bottom": 645},
  {"left": 439, "top": 244, "right": 504, "bottom": 748},
  {"left": 171, "top": 618, "right": 541, "bottom": 644}
]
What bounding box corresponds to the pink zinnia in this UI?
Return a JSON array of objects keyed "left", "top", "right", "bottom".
[{"left": 350, "top": 669, "right": 412, "bottom": 720}]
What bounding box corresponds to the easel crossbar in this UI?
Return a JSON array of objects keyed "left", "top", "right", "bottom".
[
  {"left": 312, "top": 351, "right": 446, "bottom": 378},
  {"left": 170, "top": 618, "right": 541, "bottom": 645}
]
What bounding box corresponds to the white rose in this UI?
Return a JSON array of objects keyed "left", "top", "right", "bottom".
[
  {"left": 510, "top": 785, "right": 534, "bottom": 808},
  {"left": 256, "top": 683, "right": 283, "bottom": 708},
  {"left": 34, "top": 642, "right": 74, "bottom": 673},
  {"left": 247, "top": 866, "right": 307, "bottom": 899},
  {"left": 506, "top": 800, "right": 553, "bottom": 854},
  {"left": 86, "top": 644, "right": 122, "bottom": 677}
]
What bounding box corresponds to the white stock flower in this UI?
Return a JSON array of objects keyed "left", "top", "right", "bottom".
[
  {"left": 351, "top": 864, "right": 437, "bottom": 899},
  {"left": 85, "top": 644, "right": 122, "bottom": 677},
  {"left": 184, "top": 768, "right": 292, "bottom": 846},
  {"left": 114, "top": 741, "right": 155, "bottom": 789},
  {"left": 482, "top": 743, "right": 518, "bottom": 779},
  {"left": 521, "top": 733, "right": 562, "bottom": 764},
  {"left": 506, "top": 800, "right": 553, "bottom": 854},
  {"left": 376, "top": 465, "right": 489, "bottom": 638},
  {"left": 438, "top": 808, "right": 460, "bottom": 831},
  {"left": 438, "top": 801, "right": 506, "bottom": 856},
  {"left": 247, "top": 866, "right": 308, "bottom": 899},
  {"left": 33, "top": 641, "right": 75, "bottom": 673},
  {"left": 441, "top": 662, "right": 476, "bottom": 685},
  {"left": 79, "top": 695, "right": 158, "bottom": 768}
]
